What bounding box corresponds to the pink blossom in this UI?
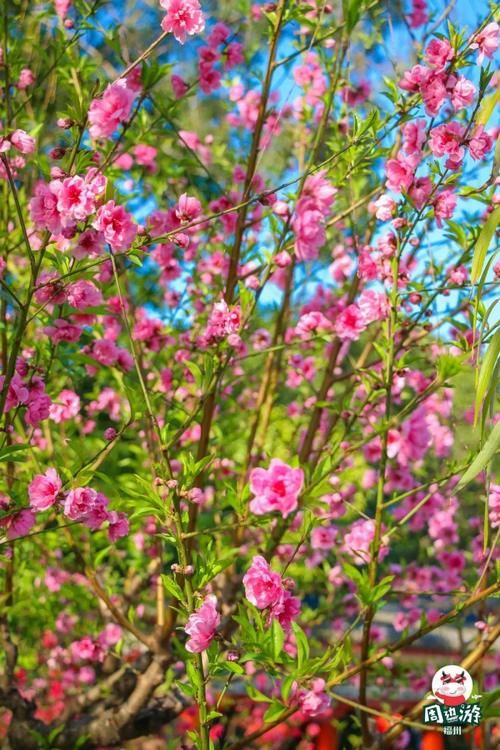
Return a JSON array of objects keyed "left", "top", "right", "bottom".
[
  {"left": 425, "top": 38, "right": 454, "bottom": 70},
  {"left": 17, "top": 68, "right": 34, "bottom": 89},
  {"left": 302, "top": 171, "right": 337, "bottom": 213},
  {"left": 450, "top": 76, "right": 476, "bottom": 110},
  {"left": 64, "top": 487, "right": 98, "bottom": 520},
  {"left": 270, "top": 590, "right": 300, "bottom": 632},
  {"left": 10, "top": 129, "right": 36, "bottom": 154},
  {"left": 90, "top": 339, "right": 118, "bottom": 366},
  {"left": 293, "top": 171, "right": 335, "bottom": 260},
  {"left": 489, "top": 484, "right": 500, "bottom": 529},
  {"left": 3, "top": 373, "right": 29, "bottom": 411},
  {"left": 82, "top": 493, "right": 109, "bottom": 531},
  {"left": 54, "top": 175, "right": 96, "bottom": 224},
  {"left": 297, "top": 679, "right": 331, "bottom": 717},
  {"left": 249, "top": 459, "right": 304, "bottom": 518},
  {"left": 358, "top": 248, "right": 379, "bottom": 281},
  {"left": 468, "top": 125, "right": 493, "bottom": 161},
  {"left": 98, "top": 623, "right": 122, "bottom": 647},
  {"left": 334, "top": 304, "right": 366, "bottom": 341},
  {"left": 224, "top": 42, "right": 244, "bottom": 69},
  {"left": 408, "top": 176, "right": 433, "bottom": 209},
  {"left": 54, "top": 0, "right": 71, "bottom": 19},
  {"left": 243, "top": 555, "right": 283, "bottom": 609},
  {"left": 358, "top": 289, "right": 389, "bottom": 324},
  {"left": 399, "top": 64, "right": 430, "bottom": 94},
  {"left": 93, "top": 200, "right": 137, "bottom": 251},
  {"left": 160, "top": 0, "right": 205, "bottom": 44},
  {"left": 73, "top": 229, "right": 105, "bottom": 259},
  {"left": 408, "top": 0, "right": 427, "bottom": 28},
  {"left": 107, "top": 511, "right": 129, "bottom": 541},
  {"left": 433, "top": 189, "right": 457, "bottom": 227},
  {"left": 184, "top": 595, "right": 220, "bottom": 652},
  {"left": 208, "top": 21, "right": 230, "bottom": 48},
  {"left": 311, "top": 526, "right": 336, "bottom": 550},
  {"left": 274, "top": 250, "right": 292, "bottom": 267},
  {"left": 49, "top": 389, "right": 80, "bottom": 423},
  {"left": 176, "top": 193, "right": 202, "bottom": 222},
  {"left": 6, "top": 509, "right": 36, "bottom": 540},
  {"left": 171, "top": 74, "right": 189, "bottom": 98},
  {"left": 371, "top": 195, "right": 397, "bottom": 221},
  {"left": 25, "top": 378, "right": 52, "bottom": 427},
  {"left": 342, "top": 519, "right": 388, "bottom": 564},
  {"left": 199, "top": 57, "right": 221, "bottom": 95},
  {"left": 428, "top": 510, "right": 458, "bottom": 550},
  {"left": 66, "top": 280, "right": 102, "bottom": 309},
  {"left": 28, "top": 468, "right": 62, "bottom": 511},
  {"left": 43, "top": 319, "right": 82, "bottom": 343},
  {"left": 293, "top": 209, "right": 325, "bottom": 260},
  {"left": 470, "top": 22, "right": 499, "bottom": 64},
  {"left": 29, "top": 181, "right": 62, "bottom": 234},
  {"left": 385, "top": 154, "right": 415, "bottom": 193},
  {"left": 447, "top": 265, "right": 468, "bottom": 285},
  {"left": 85, "top": 166, "right": 107, "bottom": 197},
  {"left": 421, "top": 73, "right": 448, "bottom": 116},
  {"left": 429, "top": 122, "right": 465, "bottom": 169},
  {"left": 71, "top": 637, "right": 104, "bottom": 662},
  {"left": 205, "top": 300, "right": 241, "bottom": 341},
  {"left": 296, "top": 311, "right": 332, "bottom": 338},
  {"left": 88, "top": 79, "right": 136, "bottom": 139},
  {"left": 402, "top": 119, "right": 426, "bottom": 156},
  {"left": 133, "top": 144, "right": 158, "bottom": 169}
]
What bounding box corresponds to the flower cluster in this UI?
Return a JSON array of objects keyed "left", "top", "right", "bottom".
[
  {"left": 28, "top": 468, "right": 128, "bottom": 541},
  {"left": 243, "top": 555, "right": 300, "bottom": 632}
]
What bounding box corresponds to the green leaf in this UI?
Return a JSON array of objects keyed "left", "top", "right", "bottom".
[
  {"left": 475, "top": 329, "right": 500, "bottom": 422},
  {"left": 372, "top": 575, "right": 395, "bottom": 603},
  {"left": 271, "top": 618, "right": 285, "bottom": 661},
  {"left": 477, "top": 88, "right": 500, "bottom": 126},
  {"left": 481, "top": 685, "right": 500, "bottom": 711},
  {"left": 185, "top": 360, "right": 203, "bottom": 389},
  {"left": 263, "top": 699, "right": 288, "bottom": 723},
  {"left": 471, "top": 206, "right": 500, "bottom": 283},
  {"left": 162, "top": 574, "right": 185, "bottom": 603},
  {"left": 437, "top": 354, "right": 463, "bottom": 382},
  {"left": 342, "top": 0, "right": 362, "bottom": 31},
  {"left": 0, "top": 444, "right": 29, "bottom": 462},
  {"left": 186, "top": 659, "right": 201, "bottom": 688},
  {"left": 94, "top": 545, "right": 112, "bottom": 567},
  {"left": 206, "top": 710, "right": 223, "bottom": 722},
  {"left": 457, "top": 422, "right": 500, "bottom": 490},
  {"left": 246, "top": 684, "right": 272, "bottom": 703},
  {"left": 224, "top": 660, "right": 245, "bottom": 675},
  {"left": 292, "top": 622, "right": 309, "bottom": 669},
  {"left": 281, "top": 673, "right": 296, "bottom": 701}
]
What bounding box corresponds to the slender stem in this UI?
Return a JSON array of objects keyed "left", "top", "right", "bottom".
[
  {"left": 1, "top": 154, "right": 36, "bottom": 275},
  {"left": 224, "top": 0, "right": 288, "bottom": 304},
  {"left": 358, "top": 252, "right": 397, "bottom": 744},
  {"left": 116, "top": 31, "right": 169, "bottom": 83}
]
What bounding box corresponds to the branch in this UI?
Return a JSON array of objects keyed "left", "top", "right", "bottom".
[
  {"left": 2, "top": 655, "right": 184, "bottom": 750},
  {"left": 224, "top": 582, "right": 499, "bottom": 750}
]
